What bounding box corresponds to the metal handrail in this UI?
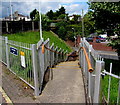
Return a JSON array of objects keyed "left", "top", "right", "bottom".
[{"left": 80, "top": 47, "right": 94, "bottom": 73}]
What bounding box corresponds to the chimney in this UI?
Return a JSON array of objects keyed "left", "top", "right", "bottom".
[{"left": 14, "top": 11, "right": 18, "bottom": 17}]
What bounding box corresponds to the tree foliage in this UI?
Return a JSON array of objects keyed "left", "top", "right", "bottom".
[
  {"left": 46, "top": 10, "right": 54, "bottom": 20},
  {"left": 46, "top": 6, "right": 66, "bottom": 20},
  {"left": 88, "top": 2, "right": 120, "bottom": 59},
  {"left": 30, "top": 9, "right": 38, "bottom": 20},
  {"left": 83, "top": 11, "right": 95, "bottom": 36},
  {"left": 56, "top": 20, "right": 68, "bottom": 40},
  {"left": 30, "top": 9, "right": 50, "bottom": 31},
  {"left": 88, "top": 2, "right": 120, "bottom": 36},
  {"left": 41, "top": 14, "right": 50, "bottom": 31},
  {"left": 108, "top": 37, "right": 120, "bottom": 60},
  {"left": 58, "top": 6, "right": 66, "bottom": 15}
]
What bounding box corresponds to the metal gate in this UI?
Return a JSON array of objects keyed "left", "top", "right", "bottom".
[{"left": 1, "top": 36, "right": 68, "bottom": 96}]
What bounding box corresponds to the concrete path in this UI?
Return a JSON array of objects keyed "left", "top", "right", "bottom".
[
  {"left": 1, "top": 61, "right": 85, "bottom": 103},
  {"left": 36, "top": 60, "right": 85, "bottom": 103}
]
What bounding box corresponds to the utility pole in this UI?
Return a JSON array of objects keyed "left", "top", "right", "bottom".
[{"left": 82, "top": 9, "right": 84, "bottom": 38}]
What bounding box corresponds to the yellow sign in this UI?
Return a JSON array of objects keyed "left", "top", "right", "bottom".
[
  {"left": 20, "top": 51, "right": 25, "bottom": 56},
  {"left": 20, "top": 51, "right": 26, "bottom": 68}
]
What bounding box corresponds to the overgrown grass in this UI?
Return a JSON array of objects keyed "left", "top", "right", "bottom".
[
  {"left": 3, "top": 31, "right": 72, "bottom": 52},
  {"left": 100, "top": 75, "right": 119, "bottom": 104}
]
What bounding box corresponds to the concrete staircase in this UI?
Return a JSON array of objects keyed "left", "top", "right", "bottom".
[{"left": 36, "top": 60, "right": 85, "bottom": 103}]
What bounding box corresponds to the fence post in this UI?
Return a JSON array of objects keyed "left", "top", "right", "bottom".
[
  {"left": 32, "top": 21, "right": 34, "bottom": 31},
  {"left": 52, "top": 43, "right": 54, "bottom": 66},
  {"left": 38, "top": 39, "right": 45, "bottom": 93},
  {"left": 65, "top": 50, "right": 68, "bottom": 61},
  {"left": 55, "top": 47, "right": 58, "bottom": 64},
  {"left": 31, "top": 44, "right": 39, "bottom": 96},
  {"left": 108, "top": 63, "right": 112, "bottom": 103},
  {"left": 48, "top": 38, "right": 50, "bottom": 66},
  {"left": 5, "top": 37, "right": 10, "bottom": 68},
  {"left": 88, "top": 44, "right": 92, "bottom": 100},
  {"left": 93, "top": 60, "right": 104, "bottom": 103},
  {"left": 22, "top": 21, "right": 24, "bottom": 31},
  {"left": 62, "top": 49, "right": 64, "bottom": 62},
  {"left": 6, "top": 21, "right": 9, "bottom": 33}
]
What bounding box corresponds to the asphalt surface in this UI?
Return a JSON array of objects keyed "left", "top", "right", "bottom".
[{"left": 1, "top": 60, "right": 85, "bottom": 103}]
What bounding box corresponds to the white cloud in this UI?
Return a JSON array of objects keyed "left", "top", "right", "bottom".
[
  {"left": 1, "top": 1, "right": 89, "bottom": 18},
  {"left": 62, "top": 3, "right": 88, "bottom": 16},
  {"left": 2, "top": 0, "right": 88, "bottom": 2}
]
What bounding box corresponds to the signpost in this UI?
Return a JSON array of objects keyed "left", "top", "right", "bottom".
[
  {"left": 10, "top": 47, "right": 18, "bottom": 56},
  {"left": 20, "top": 51, "right": 26, "bottom": 68}
]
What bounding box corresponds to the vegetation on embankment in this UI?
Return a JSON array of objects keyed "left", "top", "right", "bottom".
[{"left": 3, "top": 31, "right": 72, "bottom": 52}]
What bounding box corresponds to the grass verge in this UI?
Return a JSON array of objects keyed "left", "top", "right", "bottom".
[
  {"left": 3, "top": 31, "right": 72, "bottom": 52},
  {"left": 100, "top": 75, "right": 119, "bottom": 104}
]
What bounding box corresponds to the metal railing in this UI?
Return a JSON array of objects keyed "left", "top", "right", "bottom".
[
  {"left": 100, "top": 63, "right": 120, "bottom": 104},
  {"left": 1, "top": 36, "right": 68, "bottom": 96},
  {"left": 79, "top": 38, "right": 104, "bottom": 103},
  {"left": 79, "top": 37, "right": 120, "bottom": 104}
]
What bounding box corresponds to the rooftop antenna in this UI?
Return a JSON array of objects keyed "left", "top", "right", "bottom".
[{"left": 39, "top": 0, "right": 43, "bottom": 41}]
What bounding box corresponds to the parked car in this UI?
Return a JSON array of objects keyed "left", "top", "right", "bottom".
[
  {"left": 96, "top": 39, "right": 101, "bottom": 43},
  {"left": 97, "top": 36, "right": 106, "bottom": 42},
  {"left": 86, "top": 37, "right": 93, "bottom": 42}
]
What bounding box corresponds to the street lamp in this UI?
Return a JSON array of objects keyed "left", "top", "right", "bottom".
[
  {"left": 10, "top": 0, "right": 13, "bottom": 21},
  {"left": 7, "top": 7, "right": 9, "bottom": 17},
  {"left": 39, "top": 0, "right": 43, "bottom": 41},
  {"left": 82, "top": 9, "right": 84, "bottom": 38}
]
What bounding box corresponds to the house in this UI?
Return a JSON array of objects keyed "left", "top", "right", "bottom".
[
  {"left": 69, "top": 15, "right": 81, "bottom": 21},
  {"left": 3, "top": 11, "right": 31, "bottom": 21},
  {"left": 69, "top": 15, "right": 74, "bottom": 20}
]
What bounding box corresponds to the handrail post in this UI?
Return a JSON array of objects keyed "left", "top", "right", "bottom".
[
  {"left": 88, "top": 44, "right": 92, "bottom": 100},
  {"left": 31, "top": 44, "right": 39, "bottom": 96},
  {"left": 93, "top": 60, "right": 104, "bottom": 103}
]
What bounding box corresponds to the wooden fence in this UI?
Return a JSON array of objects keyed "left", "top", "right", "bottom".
[{"left": 1, "top": 21, "right": 40, "bottom": 34}]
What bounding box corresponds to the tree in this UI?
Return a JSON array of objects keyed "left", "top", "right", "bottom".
[
  {"left": 88, "top": 2, "right": 120, "bottom": 36},
  {"left": 73, "top": 15, "right": 81, "bottom": 23},
  {"left": 46, "top": 6, "right": 66, "bottom": 20},
  {"left": 46, "top": 10, "right": 54, "bottom": 20},
  {"left": 83, "top": 11, "right": 95, "bottom": 36},
  {"left": 41, "top": 14, "right": 50, "bottom": 31},
  {"left": 53, "top": 10, "right": 59, "bottom": 20},
  {"left": 56, "top": 20, "right": 68, "bottom": 40},
  {"left": 30, "top": 9, "right": 50, "bottom": 30},
  {"left": 108, "top": 37, "right": 120, "bottom": 60},
  {"left": 30, "top": 9, "right": 38, "bottom": 20},
  {"left": 58, "top": 6, "right": 66, "bottom": 15},
  {"left": 34, "top": 11, "right": 39, "bottom": 21},
  {"left": 88, "top": 2, "right": 120, "bottom": 59},
  {"left": 57, "top": 26, "right": 66, "bottom": 40}
]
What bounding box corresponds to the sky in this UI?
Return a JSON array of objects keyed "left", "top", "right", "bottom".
[{"left": 1, "top": 0, "right": 89, "bottom": 18}]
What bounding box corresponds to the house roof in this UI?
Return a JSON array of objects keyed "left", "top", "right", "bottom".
[{"left": 18, "top": 14, "right": 26, "bottom": 17}]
